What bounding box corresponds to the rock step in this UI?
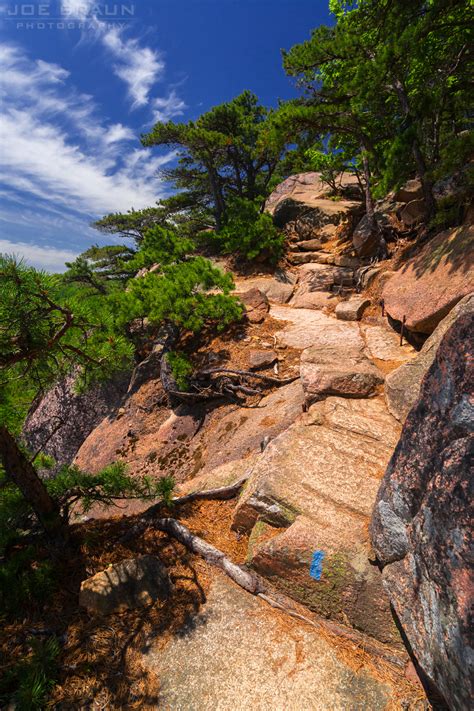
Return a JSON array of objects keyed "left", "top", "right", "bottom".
[{"left": 289, "top": 251, "right": 336, "bottom": 265}]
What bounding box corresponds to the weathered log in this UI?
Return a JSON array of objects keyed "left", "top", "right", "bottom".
[{"left": 153, "top": 517, "right": 262, "bottom": 594}]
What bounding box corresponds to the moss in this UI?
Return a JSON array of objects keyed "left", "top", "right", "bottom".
[
  {"left": 272, "top": 552, "right": 352, "bottom": 619},
  {"left": 246, "top": 520, "right": 275, "bottom": 563}
]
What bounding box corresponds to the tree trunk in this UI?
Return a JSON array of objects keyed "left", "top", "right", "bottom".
[
  {"left": 393, "top": 78, "right": 436, "bottom": 218},
  {"left": 0, "top": 426, "right": 66, "bottom": 541},
  {"left": 360, "top": 146, "right": 377, "bottom": 231}
]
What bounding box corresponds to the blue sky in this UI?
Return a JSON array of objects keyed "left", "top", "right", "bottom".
[{"left": 0, "top": 0, "right": 331, "bottom": 270}]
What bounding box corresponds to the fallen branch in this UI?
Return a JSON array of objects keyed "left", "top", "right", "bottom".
[
  {"left": 118, "top": 476, "right": 249, "bottom": 543},
  {"left": 153, "top": 517, "right": 263, "bottom": 594}
]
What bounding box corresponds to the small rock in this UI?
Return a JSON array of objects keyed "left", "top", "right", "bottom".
[
  {"left": 79, "top": 556, "right": 172, "bottom": 615},
  {"left": 249, "top": 350, "right": 278, "bottom": 370},
  {"left": 335, "top": 297, "right": 370, "bottom": 321},
  {"left": 239, "top": 288, "right": 270, "bottom": 324}
]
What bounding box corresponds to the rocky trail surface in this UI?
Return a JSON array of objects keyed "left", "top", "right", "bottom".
[{"left": 23, "top": 172, "right": 473, "bottom": 709}]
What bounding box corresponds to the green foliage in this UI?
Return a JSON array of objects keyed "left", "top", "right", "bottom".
[
  {"left": 119, "top": 256, "right": 243, "bottom": 334},
  {"left": 0, "top": 256, "right": 133, "bottom": 401},
  {"left": 0, "top": 635, "right": 60, "bottom": 710},
  {"left": 93, "top": 206, "right": 170, "bottom": 244},
  {"left": 166, "top": 351, "right": 193, "bottom": 391},
  {"left": 214, "top": 198, "right": 284, "bottom": 262},
  {"left": 0, "top": 544, "right": 56, "bottom": 614},
  {"left": 278, "top": 0, "right": 472, "bottom": 213},
  {"left": 64, "top": 244, "right": 135, "bottom": 293},
  {"left": 45, "top": 461, "right": 175, "bottom": 519},
  {"left": 142, "top": 91, "right": 285, "bottom": 230},
  {"left": 126, "top": 225, "right": 195, "bottom": 271}
]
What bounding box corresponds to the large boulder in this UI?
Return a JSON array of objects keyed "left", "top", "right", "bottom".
[
  {"left": 232, "top": 396, "right": 402, "bottom": 644},
  {"left": 300, "top": 322, "right": 383, "bottom": 404},
  {"left": 382, "top": 225, "right": 474, "bottom": 334},
  {"left": 385, "top": 294, "right": 474, "bottom": 421},
  {"left": 79, "top": 556, "right": 171, "bottom": 615},
  {"left": 23, "top": 371, "right": 130, "bottom": 471},
  {"left": 371, "top": 312, "right": 474, "bottom": 710},
  {"left": 265, "top": 172, "right": 362, "bottom": 235}
]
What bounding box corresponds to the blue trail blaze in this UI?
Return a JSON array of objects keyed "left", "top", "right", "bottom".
[{"left": 310, "top": 550, "right": 325, "bottom": 581}]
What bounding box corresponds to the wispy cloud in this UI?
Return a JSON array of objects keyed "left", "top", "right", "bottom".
[
  {"left": 101, "top": 26, "right": 165, "bottom": 109},
  {"left": 152, "top": 89, "right": 187, "bottom": 123},
  {"left": 0, "top": 238, "right": 79, "bottom": 272},
  {"left": 0, "top": 42, "right": 173, "bottom": 218},
  {"left": 59, "top": 0, "right": 179, "bottom": 113}
]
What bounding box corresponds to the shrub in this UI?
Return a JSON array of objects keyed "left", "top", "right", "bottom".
[
  {"left": 0, "top": 636, "right": 60, "bottom": 710},
  {"left": 166, "top": 351, "right": 193, "bottom": 391},
  {"left": 214, "top": 198, "right": 284, "bottom": 262}
]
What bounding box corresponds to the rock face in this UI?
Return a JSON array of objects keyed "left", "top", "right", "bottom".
[
  {"left": 335, "top": 297, "right": 370, "bottom": 321},
  {"left": 144, "top": 573, "right": 394, "bottom": 711},
  {"left": 382, "top": 225, "right": 474, "bottom": 334},
  {"left": 23, "top": 371, "right": 130, "bottom": 470},
  {"left": 79, "top": 556, "right": 171, "bottom": 615},
  {"left": 300, "top": 322, "right": 383, "bottom": 404},
  {"left": 233, "top": 396, "right": 402, "bottom": 644},
  {"left": 385, "top": 294, "right": 474, "bottom": 421},
  {"left": 371, "top": 312, "right": 474, "bottom": 710}
]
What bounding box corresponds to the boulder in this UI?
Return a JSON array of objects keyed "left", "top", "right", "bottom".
[
  {"left": 79, "top": 556, "right": 171, "bottom": 615},
  {"left": 290, "top": 291, "right": 339, "bottom": 311},
  {"left": 235, "top": 275, "right": 295, "bottom": 305},
  {"left": 352, "top": 215, "right": 380, "bottom": 257},
  {"left": 265, "top": 171, "right": 360, "bottom": 217},
  {"left": 382, "top": 225, "right": 474, "bottom": 334},
  {"left": 23, "top": 370, "right": 130, "bottom": 471},
  {"left": 238, "top": 287, "right": 270, "bottom": 323},
  {"left": 371, "top": 310, "right": 474, "bottom": 710},
  {"left": 300, "top": 322, "right": 383, "bottom": 404},
  {"left": 394, "top": 178, "right": 424, "bottom": 203},
  {"left": 335, "top": 297, "right": 370, "bottom": 321},
  {"left": 399, "top": 199, "right": 426, "bottom": 226},
  {"left": 232, "top": 396, "right": 402, "bottom": 644},
  {"left": 143, "top": 574, "right": 397, "bottom": 710},
  {"left": 384, "top": 293, "right": 474, "bottom": 421},
  {"left": 249, "top": 350, "right": 278, "bottom": 370}
]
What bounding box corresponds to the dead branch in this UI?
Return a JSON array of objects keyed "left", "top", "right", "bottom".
[
  {"left": 153, "top": 517, "right": 263, "bottom": 594},
  {"left": 172, "top": 476, "right": 248, "bottom": 506}
]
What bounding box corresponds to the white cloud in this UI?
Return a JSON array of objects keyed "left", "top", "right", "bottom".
[
  {"left": 0, "top": 42, "right": 174, "bottom": 219},
  {"left": 101, "top": 26, "right": 165, "bottom": 109},
  {"left": 0, "top": 238, "right": 79, "bottom": 273},
  {"left": 58, "top": 0, "right": 186, "bottom": 116},
  {"left": 152, "top": 90, "right": 187, "bottom": 123}
]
